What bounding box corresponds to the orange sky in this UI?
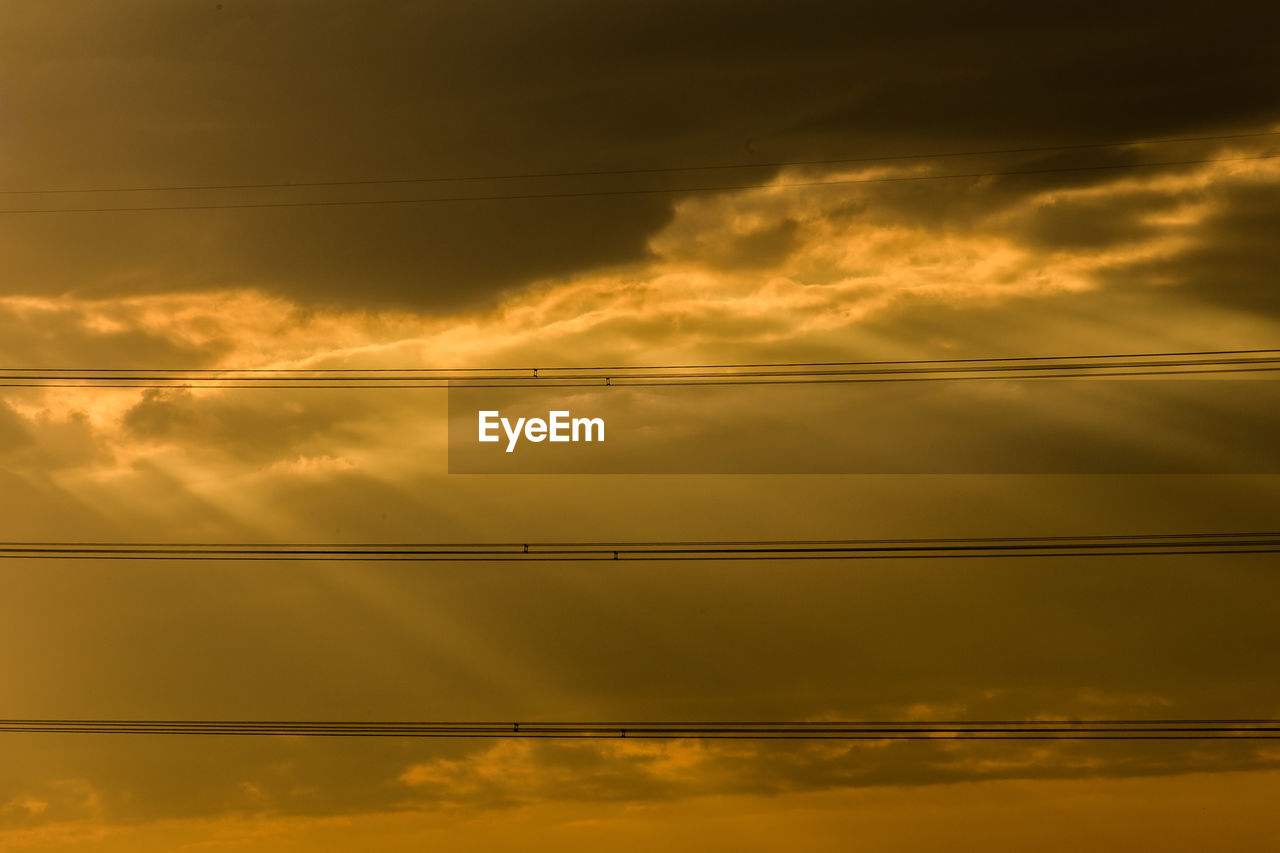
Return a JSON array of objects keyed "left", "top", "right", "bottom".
[{"left": 2, "top": 1, "right": 1280, "bottom": 849}]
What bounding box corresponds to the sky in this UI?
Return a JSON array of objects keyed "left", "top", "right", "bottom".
[{"left": 2, "top": 1, "right": 1280, "bottom": 849}]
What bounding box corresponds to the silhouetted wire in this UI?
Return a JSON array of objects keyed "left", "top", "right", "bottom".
[
  {"left": 7, "top": 347, "right": 1278, "bottom": 373},
  {"left": 3, "top": 532, "right": 1275, "bottom": 549},
  {"left": 1, "top": 549, "right": 1276, "bottom": 562},
  {"left": 0, "top": 719, "right": 1277, "bottom": 739},
  {"left": 4, "top": 129, "right": 1277, "bottom": 195},
  {"left": 0, "top": 534, "right": 1274, "bottom": 561},
  {"left": 5, "top": 366, "right": 1280, "bottom": 388},
  {"left": 2, "top": 354, "right": 1279, "bottom": 382},
  {"left": 2, "top": 154, "right": 1277, "bottom": 213},
  {"left": 2, "top": 351, "right": 1279, "bottom": 388},
  {"left": 6, "top": 717, "right": 1275, "bottom": 725},
  {"left": 6, "top": 532, "right": 1273, "bottom": 548}
]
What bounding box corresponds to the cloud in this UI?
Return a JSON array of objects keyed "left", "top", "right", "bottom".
[
  {"left": 2, "top": 5, "right": 1280, "bottom": 835},
  {"left": 6, "top": 770, "right": 1280, "bottom": 853},
  {"left": 1101, "top": 178, "right": 1280, "bottom": 313},
  {"left": 0, "top": 401, "right": 34, "bottom": 453},
  {"left": 3, "top": 2, "right": 1278, "bottom": 308}
]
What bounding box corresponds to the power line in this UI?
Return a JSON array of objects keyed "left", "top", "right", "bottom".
[
  {"left": 8, "top": 347, "right": 1274, "bottom": 373},
  {"left": 2, "top": 153, "right": 1276, "bottom": 214},
  {"left": 6, "top": 355, "right": 1280, "bottom": 379},
  {"left": 0, "top": 719, "right": 1276, "bottom": 739},
  {"left": 4, "top": 129, "right": 1277, "bottom": 197},
  {"left": 0, "top": 533, "right": 1274, "bottom": 561},
  {"left": 6, "top": 368, "right": 1277, "bottom": 389},
  {"left": 2, "top": 350, "right": 1277, "bottom": 388},
  {"left": 13, "top": 532, "right": 1268, "bottom": 548}
]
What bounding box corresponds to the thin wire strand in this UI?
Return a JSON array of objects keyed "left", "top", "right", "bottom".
[
  {"left": 4, "top": 129, "right": 1277, "bottom": 196},
  {"left": 3, "top": 350, "right": 1280, "bottom": 389},
  {"left": 0, "top": 719, "right": 1276, "bottom": 739},
  {"left": 5, "top": 365, "right": 1280, "bottom": 388},
  {"left": 3, "top": 354, "right": 1278, "bottom": 382},
  {"left": 2, "top": 154, "right": 1276, "bottom": 214},
  {"left": 7, "top": 347, "right": 1277, "bottom": 374},
  {"left": 4, "top": 532, "right": 1274, "bottom": 548},
  {"left": 0, "top": 534, "right": 1274, "bottom": 561}
]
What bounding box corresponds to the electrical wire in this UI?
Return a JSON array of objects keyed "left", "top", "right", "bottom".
[
  {"left": 2, "top": 153, "right": 1276, "bottom": 214},
  {"left": 2, "top": 349, "right": 1277, "bottom": 389},
  {"left": 0, "top": 719, "right": 1276, "bottom": 739},
  {"left": 4, "top": 129, "right": 1276, "bottom": 196},
  {"left": 0, "top": 533, "right": 1274, "bottom": 561}
]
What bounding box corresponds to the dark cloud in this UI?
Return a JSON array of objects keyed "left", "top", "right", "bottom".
[
  {"left": 123, "top": 388, "right": 372, "bottom": 463},
  {"left": 3, "top": 1, "right": 1278, "bottom": 308},
  {"left": 659, "top": 216, "right": 801, "bottom": 270},
  {"left": 0, "top": 402, "right": 33, "bottom": 453},
  {"left": 1100, "top": 180, "right": 1280, "bottom": 313},
  {"left": 994, "top": 183, "right": 1179, "bottom": 250}
]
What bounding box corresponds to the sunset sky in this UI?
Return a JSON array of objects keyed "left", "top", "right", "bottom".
[{"left": 2, "top": 1, "right": 1279, "bottom": 849}]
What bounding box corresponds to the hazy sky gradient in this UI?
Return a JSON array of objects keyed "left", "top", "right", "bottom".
[{"left": 2, "top": 1, "right": 1279, "bottom": 848}]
